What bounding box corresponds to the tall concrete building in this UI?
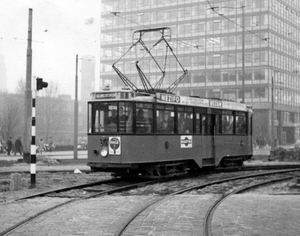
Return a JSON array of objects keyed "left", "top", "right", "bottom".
[
  {"left": 81, "top": 56, "right": 95, "bottom": 101},
  {"left": 0, "top": 54, "right": 7, "bottom": 92},
  {"left": 100, "top": 0, "right": 300, "bottom": 144}
]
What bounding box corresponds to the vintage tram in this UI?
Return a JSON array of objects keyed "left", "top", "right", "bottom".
[{"left": 87, "top": 89, "right": 253, "bottom": 177}]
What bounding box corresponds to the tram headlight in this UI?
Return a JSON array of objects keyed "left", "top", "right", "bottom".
[{"left": 100, "top": 147, "right": 108, "bottom": 157}]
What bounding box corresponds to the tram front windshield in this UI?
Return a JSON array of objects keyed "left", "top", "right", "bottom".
[{"left": 89, "top": 102, "right": 133, "bottom": 134}]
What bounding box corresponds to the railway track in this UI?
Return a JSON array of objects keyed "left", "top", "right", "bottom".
[
  {"left": 0, "top": 178, "right": 158, "bottom": 236},
  {"left": 203, "top": 175, "right": 295, "bottom": 236},
  {"left": 114, "top": 168, "right": 300, "bottom": 236},
  {"left": 1, "top": 168, "right": 299, "bottom": 235}
]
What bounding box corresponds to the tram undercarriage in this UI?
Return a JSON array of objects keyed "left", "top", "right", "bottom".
[
  {"left": 89, "top": 160, "right": 197, "bottom": 178},
  {"left": 218, "top": 155, "right": 252, "bottom": 168},
  {"left": 89, "top": 155, "right": 251, "bottom": 178}
]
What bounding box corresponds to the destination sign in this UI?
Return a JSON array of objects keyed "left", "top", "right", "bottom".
[
  {"left": 223, "top": 101, "right": 246, "bottom": 110},
  {"left": 209, "top": 100, "right": 222, "bottom": 107},
  {"left": 160, "top": 94, "right": 180, "bottom": 103},
  {"left": 95, "top": 93, "right": 116, "bottom": 99}
]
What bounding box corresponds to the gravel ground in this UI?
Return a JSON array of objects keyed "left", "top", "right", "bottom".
[
  {"left": 1, "top": 164, "right": 300, "bottom": 203},
  {"left": 0, "top": 171, "right": 112, "bottom": 202},
  {"left": 118, "top": 172, "right": 300, "bottom": 196}
]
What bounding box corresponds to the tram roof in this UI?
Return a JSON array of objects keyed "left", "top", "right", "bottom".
[{"left": 90, "top": 90, "right": 252, "bottom": 112}]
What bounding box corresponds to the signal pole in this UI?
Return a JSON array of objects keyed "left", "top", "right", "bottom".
[
  {"left": 30, "top": 78, "right": 48, "bottom": 188},
  {"left": 30, "top": 89, "right": 36, "bottom": 187},
  {"left": 23, "top": 8, "right": 33, "bottom": 162}
]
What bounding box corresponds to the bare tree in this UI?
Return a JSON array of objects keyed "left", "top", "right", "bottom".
[
  {"left": 0, "top": 96, "right": 21, "bottom": 141},
  {"left": 36, "top": 81, "right": 60, "bottom": 143},
  {"left": 15, "top": 77, "right": 26, "bottom": 94}
]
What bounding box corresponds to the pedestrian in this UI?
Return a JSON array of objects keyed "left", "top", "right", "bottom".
[
  {"left": 14, "top": 136, "right": 23, "bottom": 155},
  {"left": 6, "top": 137, "right": 13, "bottom": 156},
  {"left": 0, "top": 139, "right": 3, "bottom": 153},
  {"left": 39, "top": 138, "right": 44, "bottom": 154},
  {"left": 48, "top": 137, "right": 54, "bottom": 152}
]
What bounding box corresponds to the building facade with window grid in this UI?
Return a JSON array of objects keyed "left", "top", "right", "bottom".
[{"left": 100, "top": 0, "right": 300, "bottom": 144}]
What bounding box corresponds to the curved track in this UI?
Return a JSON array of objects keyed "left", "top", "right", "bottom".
[
  {"left": 114, "top": 168, "right": 300, "bottom": 236},
  {"left": 203, "top": 175, "right": 294, "bottom": 236},
  {"left": 1, "top": 168, "right": 299, "bottom": 236},
  {"left": 0, "top": 178, "right": 157, "bottom": 236}
]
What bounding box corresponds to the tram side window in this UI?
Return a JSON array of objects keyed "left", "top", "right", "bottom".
[
  {"left": 195, "top": 108, "right": 209, "bottom": 134},
  {"left": 201, "top": 114, "right": 207, "bottom": 134},
  {"left": 248, "top": 113, "right": 252, "bottom": 135},
  {"left": 236, "top": 113, "right": 247, "bottom": 134},
  {"left": 206, "top": 115, "right": 213, "bottom": 134},
  {"left": 195, "top": 113, "right": 201, "bottom": 133},
  {"left": 200, "top": 114, "right": 213, "bottom": 135},
  {"left": 135, "top": 103, "right": 153, "bottom": 133},
  {"left": 215, "top": 114, "right": 221, "bottom": 134},
  {"left": 222, "top": 114, "right": 234, "bottom": 134},
  {"left": 88, "top": 104, "right": 92, "bottom": 133},
  {"left": 177, "top": 107, "right": 193, "bottom": 134},
  {"left": 157, "top": 105, "right": 175, "bottom": 133},
  {"left": 106, "top": 104, "right": 118, "bottom": 132}
]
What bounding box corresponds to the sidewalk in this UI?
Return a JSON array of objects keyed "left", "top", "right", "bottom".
[
  {"left": 0, "top": 150, "right": 90, "bottom": 173},
  {"left": 0, "top": 150, "right": 87, "bottom": 161}
]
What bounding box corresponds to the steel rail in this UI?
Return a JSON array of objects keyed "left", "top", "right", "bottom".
[
  {"left": 114, "top": 169, "right": 300, "bottom": 236},
  {"left": 203, "top": 176, "right": 294, "bottom": 236},
  {"left": 0, "top": 179, "right": 158, "bottom": 236},
  {"left": 15, "top": 177, "right": 122, "bottom": 200}
]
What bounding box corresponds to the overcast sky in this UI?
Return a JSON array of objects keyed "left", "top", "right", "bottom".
[{"left": 0, "top": 0, "right": 101, "bottom": 96}]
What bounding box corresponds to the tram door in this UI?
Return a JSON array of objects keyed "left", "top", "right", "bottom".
[
  {"left": 210, "top": 114, "right": 216, "bottom": 164},
  {"left": 201, "top": 112, "right": 216, "bottom": 166},
  {"left": 205, "top": 111, "right": 222, "bottom": 166},
  {"left": 212, "top": 111, "right": 230, "bottom": 166}
]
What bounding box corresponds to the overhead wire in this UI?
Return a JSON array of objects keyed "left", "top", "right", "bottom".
[
  {"left": 102, "top": 1, "right": 300, "bottom": 71},
  {"left": 206, "top": 0, "right": 300, "bottom": 62},
  {"left": 206, "top": 0, "right": 267, "bottom": 41},
  {"left": 101, "top": 2, "right": 270, "bottom": 95},
  {"left": 102, "top": 4, "right": 258, "bottom": 64}
]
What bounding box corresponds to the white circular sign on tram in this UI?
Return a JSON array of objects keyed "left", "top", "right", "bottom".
[{"left": 109, "top": 136, "right": 121, "bottom": 155}]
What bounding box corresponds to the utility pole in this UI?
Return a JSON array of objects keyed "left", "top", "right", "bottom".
[
  {"left": 271, "top": 76, "right": 274, "bottom": 151},
  {"left": 241, "top": 3, "right": 245, "bottom": 103},
  {"left": 74, "top": 54, "right": 78, "bottom": 160},
  {"left": 23, "top": 8, "right": 33, "bottom": 162}
]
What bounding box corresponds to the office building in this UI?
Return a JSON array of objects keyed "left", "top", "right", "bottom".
[
  {"left": 0, "top": 54, "right": 7, "bottom": 92},
  {"left": 100, "top": 0, "right": 300, "bottom": 144},
  {"left": 81, "top": 56, "right": 95, "bottom": 101}
]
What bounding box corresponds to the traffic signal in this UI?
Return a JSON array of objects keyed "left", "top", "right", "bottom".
[{"left": 36, "top": 77, "right": 48, "bottom": 91}]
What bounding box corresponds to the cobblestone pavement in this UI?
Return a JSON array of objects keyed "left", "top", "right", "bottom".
[
  {"left": 212, "top": 194, "right": 300, "bottom": 236},
  {"left": 0, "top": 197, "right": 70, "bottom": 234},
  {"left": 1, "top": 194, "right": 299, "bottom": 236}
]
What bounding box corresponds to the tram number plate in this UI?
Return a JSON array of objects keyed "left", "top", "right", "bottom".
[{"left": 160, "top": 94, "right": 180, "bottom": 103}]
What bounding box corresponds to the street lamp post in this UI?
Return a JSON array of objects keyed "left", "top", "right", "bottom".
[
  {"left": 271, "top": 75, "right": 275, "bottom": 151},
  {"left": 24, "top": 8, "right": 33, "bottom": 162},
  {"left": 74, "top": 54, "right": 78, "bottom": 160},
  {"left": 241, "top": 3, "right": 245, "bottom": 103}
]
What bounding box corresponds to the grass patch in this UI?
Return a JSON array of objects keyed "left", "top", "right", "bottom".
[{"left": 0, "top": 160, "right": 16, "bottom": 167}]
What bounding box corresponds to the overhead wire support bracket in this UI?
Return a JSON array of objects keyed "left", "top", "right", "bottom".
[{"left": 112, "top": 27, "right": 188, "bottom": 94}]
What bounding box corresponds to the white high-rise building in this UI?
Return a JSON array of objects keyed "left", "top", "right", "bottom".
[
  {"left": 81, "top": 56, "right": 95, "bottom": 101},
  {"left": 0, "top": 54, "right": 7, "bottom": 92},
  {"left": 100, "top": 0, "right": 300, "bottom": 144}
]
